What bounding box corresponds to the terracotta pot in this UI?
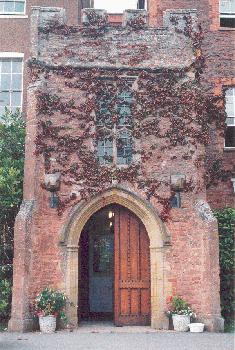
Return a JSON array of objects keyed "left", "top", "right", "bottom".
[
  {"left": 172, "top": 314, "right": 190, "bottom": 332},
  {"left": 39, "top": 315, "right": 56, "bottom": 333}
]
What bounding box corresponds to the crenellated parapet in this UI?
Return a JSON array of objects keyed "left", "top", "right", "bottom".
[{"left": 30, "top": 7, "right": 200, "bottom": 70}]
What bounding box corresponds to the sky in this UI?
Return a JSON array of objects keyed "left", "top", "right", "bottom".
[{"left": 93, "top": 0, "right": 139, "bottom": 13}]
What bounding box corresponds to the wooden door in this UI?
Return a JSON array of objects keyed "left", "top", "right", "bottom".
[{"left": 114, "top": 205, "right": 151, "bottom": 326}]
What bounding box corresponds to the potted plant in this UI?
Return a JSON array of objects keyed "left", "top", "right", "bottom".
[
  {"left": 166, "top": 296, "right": 196, "bottom": 332},
  {"left": 34, "top": 286, "right": 69, "bottom": 333}
]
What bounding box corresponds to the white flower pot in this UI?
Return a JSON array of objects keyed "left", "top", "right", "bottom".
[
  {"left": 189, "top": 323, "right": 204, "bottom": 333},
  {"left": 39, "top": 315, "right": 56, "bottom": 333},
  {"left": 172, "top": 314, "right": 190, "bottom": 332}
]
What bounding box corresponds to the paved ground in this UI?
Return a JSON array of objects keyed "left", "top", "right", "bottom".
[{"left": 0, "top": 321, "right": 234, "bottom": 350}]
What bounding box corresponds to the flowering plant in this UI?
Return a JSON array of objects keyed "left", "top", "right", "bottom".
[
  {"left": 35, "top": 286, "right": 68, "bottom": 321},
  {"left": 166, "top": 296, "right": 196, "bottom": 319}
]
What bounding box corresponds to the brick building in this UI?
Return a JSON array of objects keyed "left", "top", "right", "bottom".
[{"left": 1, "top": 0, "right": 234, "bottom": 333}]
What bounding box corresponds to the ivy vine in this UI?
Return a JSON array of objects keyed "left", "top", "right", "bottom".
[{"left": 27, "top": 16, "right": 230, "bottom": 221}]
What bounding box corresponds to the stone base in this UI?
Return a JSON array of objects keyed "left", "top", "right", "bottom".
[
  {"left": 199, "top": 316, "right": 224, "bottom": 332},
  {"left": 151, "top": 315, "right": 169, "bottom": 330},
  {"left": 8, "top": 317, "right": 35, "bottom": 333},
  {"left": 151, "top": 315, "right": 224, "bottom": 332}
]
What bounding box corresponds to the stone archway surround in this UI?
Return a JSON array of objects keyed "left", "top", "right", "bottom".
[{"left": 59, "top": 186, "right": 170, "bottom": 329}]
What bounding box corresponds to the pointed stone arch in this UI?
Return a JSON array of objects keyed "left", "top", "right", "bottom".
[{"left": 60, "top": 186, "right": 170, "bottom": 329}]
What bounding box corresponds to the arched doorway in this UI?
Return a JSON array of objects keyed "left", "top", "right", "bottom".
[
  {"left": 78, "top": 204, "right": 151, "bottom": 326},
  {"left": 60, "top": 187, "right": 170, "bottom": 329}
]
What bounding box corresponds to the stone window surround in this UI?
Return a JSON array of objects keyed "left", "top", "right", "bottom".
[
  {"left": 96, "top": 81, "right": 134, "bottom": 166},
  {"left": 0, "top": 14, "right": 27, "bottom": 18},
  {"left": 0, "top": 52, "right": 24, "bottom": 118},
  {"left": 0, "top": 0, "right": 26, "bottom": 15}
]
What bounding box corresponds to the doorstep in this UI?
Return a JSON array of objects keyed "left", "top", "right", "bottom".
[{"left": 71, "top": 321, "right": 172, "bottom": 333}]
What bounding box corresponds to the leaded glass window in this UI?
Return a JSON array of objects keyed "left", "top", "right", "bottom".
[{"left": 97, "top": 90, "right": 132, "bottom": 165}]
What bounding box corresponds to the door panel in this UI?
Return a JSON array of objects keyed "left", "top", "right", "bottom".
[{"left": 114, "top": 205, "right": 151, "bottom": 326}]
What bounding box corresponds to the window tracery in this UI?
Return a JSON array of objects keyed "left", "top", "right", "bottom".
[{"left": 97, "top": 89, "right": 133, "bottom": 165}]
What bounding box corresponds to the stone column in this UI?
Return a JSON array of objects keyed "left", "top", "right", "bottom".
[
  {"left": 23, "top": 81, "right": 42, "bottom": 199},
  {"left": 8, "top": 200, "right": 35, "bottom": 332},
  {"left": 30, "top": 7, "right": 40, "bottom": 59},
  {"left": 66, "top": 246, "right": 79, "bottom": 327},
  {"left": 194, "top": 200, "right": 224, "bottom": 332},
  {"left": 8, "top": 82, "right": 41, "bottom": 332},
  {"left": 150, "top": 247, "right": 168, "bottom": 330}
]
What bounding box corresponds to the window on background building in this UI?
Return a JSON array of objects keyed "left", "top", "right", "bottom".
[
  {"left": 0, "top": 0, "right": 26, "bottom": 14},
  {"left": 97, "top": 90, "right": 133, "bottom": 165},
  {"left": 220, "top": 0, "right": 235, "bottom": 28},
  {"left": 225, "top": 88, "right": 235, "bottom": 148},
  {"left": 93, "top": 0, "right": 146, "bottom": 13},
  {"left": 0, "top": 56, "right": 23, "bottom": 118}
]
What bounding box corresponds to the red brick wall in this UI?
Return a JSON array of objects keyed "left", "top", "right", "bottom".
[
  {"left": 108, "top": 14, "right": 123, "bottom": 24},
  {"left": 165, "top": 214, "right": 221, "bottom": 317}
]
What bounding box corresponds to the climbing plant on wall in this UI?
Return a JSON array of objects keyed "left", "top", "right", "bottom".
[{"left": 27, "top": 13, "right": 231, "bottom": 221}]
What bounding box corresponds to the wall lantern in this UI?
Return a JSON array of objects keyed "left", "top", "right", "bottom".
[
  {"left": 170, "top": 174, "right": 186, "bottom": 191},
  {"left": 170, "top": 174, "right": 186, "bottom": 208},
  {"left": 108, "top": 211, "right": 114, "bottom": 219},
  {"left": 44, "top": 173, "right": 61, "bottom": 208}
]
